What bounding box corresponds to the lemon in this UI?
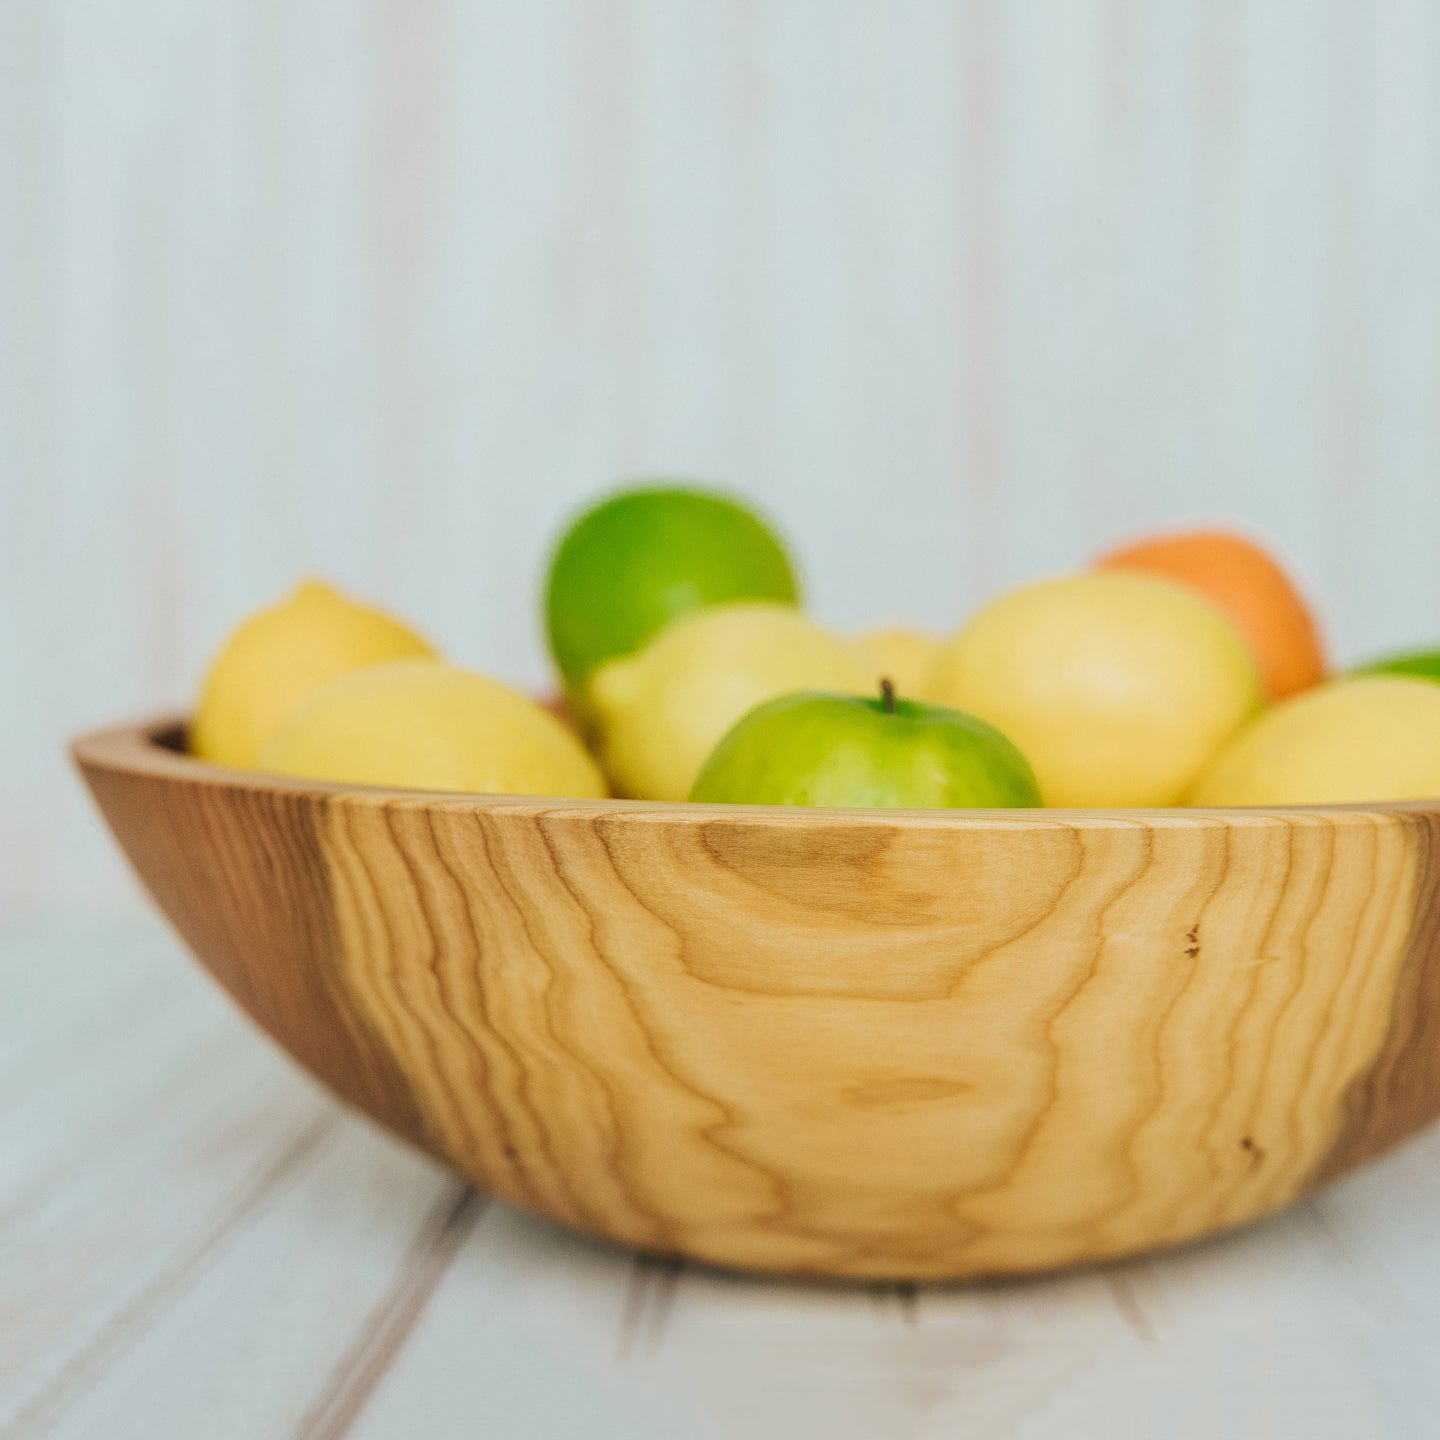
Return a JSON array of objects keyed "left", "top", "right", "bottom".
[
  {"left": 856, "top": 628, "right": 944, "bottom": 700},
  {"left": 930, "top": 573, "right": 1262, "bottom": 807},
  {"left": 192, "top": 579, "right": 435, "bottom": 770},
  {"left": 544, "top": 485, "right": 799, "bottom": 696},
  {"left": 1190, "top": 675, "right": 1440, "bottom": 806},
  {"left": 590, "top": 602, "right": 877, "bottom": 800},
  {"left": 261, "top": 659, "right": 607, "bottom": 797}
]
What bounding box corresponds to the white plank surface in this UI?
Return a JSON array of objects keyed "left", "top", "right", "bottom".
[
  {"left": 0, "top": 913, "right": 1438, "bottom": 1439},
  {"left": 4, "top": 2, "right": 1440, "bottom": 913}
]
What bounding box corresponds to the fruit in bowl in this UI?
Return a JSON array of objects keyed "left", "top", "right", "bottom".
[
  {"left": 74, "top": 711, "right": 1440, "bottom": 1281},
  {"left": 1096, "top": 527, "right": 1327, "bottom": 701},
  {"left": 929, "top": 571, "right": 1263, "bottom": 806},
  {"left": 1354, "top": 646, "right": 1440, "bottom": 685},
  {"left": 588, "top": 601, "right": 881, "bottom": 801},
  {"left": 544, "top": 484, "right": 800, "bottom": 703},
  {"left": 690, "top": 681, "right": 1041, "bottom": 809},
  {"left": 1190, "top": 674, "right": 1440, "bottom": 806},
  {"left": 855, "top": 627, "right": 945, "bottom": 700},
  {"left": 263, "top": 659, "right": 606, "bottom": 799},
  {"left": 70, "top": 491, "right": 1440, "bottom": 1282},
  {"left": 191, "top": 579, "right": 436, "bottom": 769}
]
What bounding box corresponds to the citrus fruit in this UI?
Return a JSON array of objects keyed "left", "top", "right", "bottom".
[
  {"left": 690, "top": 684, "right": 1041, "bottom": 809},
  {"left": 544, "top": 484, "right": 799, "bottom": 696},
  {"left": 1096, "top": 527, "right": 1325, "bottom": 700},
  {"left": 261, "top": 659, "right": 607, "bottom": 797},
  {"left": 1189, "top": 675, "right": 1440, "bottom": 806},
  {"left": 1352, "top": 648, "right": 1440, "bottom": 685},
  {"left": 929, "top": 572, "right": 1262, "bottom": 807},
  {"left": 192, "top": 579, "right": 436, "bottom": 770},
  {"left": 856, "top": 628, "right": 944, "bottom": 700},
  {"left": 589, "top": 601, "right": 877, "bottom": 801}
]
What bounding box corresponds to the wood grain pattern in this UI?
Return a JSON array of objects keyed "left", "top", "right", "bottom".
[
  {"left": 74, "top": 719, "right": 1440, "bottom": 1281},
  {"left": 1317, "top": 808, "right": 1440, "bottom": 1182}
]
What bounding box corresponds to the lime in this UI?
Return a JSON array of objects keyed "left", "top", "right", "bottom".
[{"left": 544, "top": 484, "right": 799, "bottom": 694}]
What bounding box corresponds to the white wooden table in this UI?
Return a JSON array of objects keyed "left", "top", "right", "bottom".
[{"left": 3, "top": 914, "right": 1439, "bottom": 1440}]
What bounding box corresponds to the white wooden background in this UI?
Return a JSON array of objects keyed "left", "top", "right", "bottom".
[{"left": 5, "top": 0, "right": 1440, "bottom": 911}]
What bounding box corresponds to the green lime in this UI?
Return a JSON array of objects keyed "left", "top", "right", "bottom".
[
  {"left": 544, "top": 484, "right": 799, "bottom": 693},
  {"left": 689, "top": 683, "right": 1042, "bottom": 809},
  {"left": 1352, "top": 648, "right": 1440, "bottom": 685}
]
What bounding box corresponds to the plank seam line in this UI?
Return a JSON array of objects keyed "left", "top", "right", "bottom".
[
  {"left": 617, "top": 1253, "right": 686, "bottom": 1361},
  {"left": 1105, "top": 1271, "right": 1157, "bottom": 1345},
  {"left": 291, "top": 1184, "right": 487, "bottom": 1440},
  {"left": 0, "top": 1110, "right": 337, "bottom": 1440}
]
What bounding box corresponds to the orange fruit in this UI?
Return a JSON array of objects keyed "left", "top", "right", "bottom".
[{"left": 1095, "top": 528, "right": 1326, "bottom": 700}]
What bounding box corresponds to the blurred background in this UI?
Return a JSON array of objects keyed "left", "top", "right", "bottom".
[{"left": 4, "top": 0, "right": 1439, "bottom": 913}]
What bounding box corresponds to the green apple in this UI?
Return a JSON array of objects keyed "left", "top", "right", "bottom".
[
  {"left": 689, "top": 681, "right": 1042, "bottom": 809},
  {"left": 1353, "top": 648, "right": 1440, "bottom": 685}
]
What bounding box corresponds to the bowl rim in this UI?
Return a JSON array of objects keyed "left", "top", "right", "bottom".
[{"left": 70, "top": 715, "right": 1440, "bottom": 832}]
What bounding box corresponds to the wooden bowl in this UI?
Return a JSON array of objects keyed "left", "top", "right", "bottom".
[{"left": 74, "top": 718, "right": 1440, "bottom": 1281}]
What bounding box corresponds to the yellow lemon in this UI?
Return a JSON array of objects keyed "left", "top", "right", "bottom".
[
  {"left": 590, "top": 601, "right": 878, "bottom": 800},
  {"left": 856, "top": 627, "right": 944, "bottom": 700},
  {"left": 192, "top": 579, "right": 435, "bottom": 769},
  {"left": 261, "top": 659, "right": 607, "bottom": 797},
  {"left": 1190, "top": 675, "right": 1440, "bottom": 806},
  {"left": 930, "top": 572, "right": 1262, "bottom": 806}
]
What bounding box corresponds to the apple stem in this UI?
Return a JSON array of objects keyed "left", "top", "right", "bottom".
[{"left": 880, "top": 677, "right": 896, "bottom": 714}]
